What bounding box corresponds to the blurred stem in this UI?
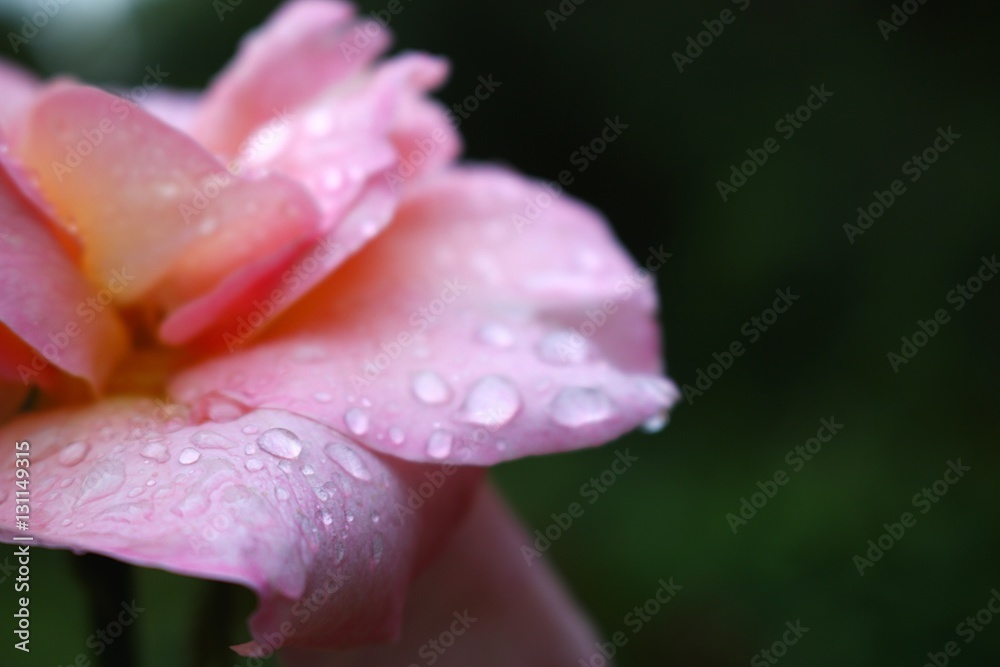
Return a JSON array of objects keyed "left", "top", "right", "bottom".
[
  {"left": 194, "top": 580, "right": 239, "bottom": 667},
  {"left": 72, "top": 554, "right": 138, "bottom": 667}
]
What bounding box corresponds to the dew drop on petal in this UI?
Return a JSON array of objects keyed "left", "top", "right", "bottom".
[
  {"left": 313, "top": 392, "right": 333, "bottom": 403},
  {"left": 241, "top": 424, "right": 259, "bottom": 435},
  {"left": 537, "top": 330, "right": 588, "bottom": 365},
  {"left": 549, "top": 387, "right": 615, "bottom": 427},
  {"left": 344, "top": 407, "right": 369, "bottom": 436},
  {"left": 257, "top": 428, "right": 304, "bottom": 460},
  {"left": 324, "top": 442, "right": 372, "bottom": 481},
  {"left": 190, "top": 430, "right": 236, "bottom": 450},
  {"left": 77, "top": 460, "right": 126, "bottom": 505},
  {"left": 641, "top": 410, "right": 669, "bottom": 433},
  {"left": 412, "top": 371, "right": 451, "bottom": 405},
  {"left": 140, "top": 443, "right": 170, "bottom": 463},
  {"left": 321, "top": 509, "right": 335, "bottom": 526},
  {"left": 245, "top": 458, "right": 264, "bottom": 472},
  {"left": 477, "top": 323, "right": 515, "bottom": 348},
  {"left": 426, "top": 430, "right": 453, "bottom": 459},
  {"left": 388, "top": 427, "right": 405, "bottom": 445},
  {"left": 178, "top": 448, "right": 201, "bottom": 465},
  {"left": 301, "top": 464, "right": 315, "bottom": 476},
  {"left": 58, "top": 441, "right": 89, "bottom": 467},
  {"left": 276, "top": 487, "right": 290, "bottom": 501},
  {"left": 457, "top": 375, "right": 521, "bottom": 427}
]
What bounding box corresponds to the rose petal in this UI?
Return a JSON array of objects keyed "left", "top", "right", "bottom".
[
  {"left": 171, "top": 167, "right": 678, "bottom": 465},
  {"left": 0, "top": 399, "right": 482, "bottom": 651},
  {"left": 18, "top": 83, "right": 322, "bottom": 311},
  {"left": 0, "top": 59, "right": 38, "bottom": 136},
  {"left": 0, "top": 155, "right": 129, "bottom": 389},
  {"left": 281, "top": 483, "right": 603, "bottom": 667},
  {"left": 192, "top": 0, "right": 390, "bottom": 157}
]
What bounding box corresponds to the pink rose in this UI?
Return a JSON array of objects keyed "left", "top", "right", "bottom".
[{"left": 0, "top": 1, "right": 677, "bottom": 663}]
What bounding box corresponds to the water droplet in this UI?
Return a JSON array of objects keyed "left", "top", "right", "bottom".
[
  {"left": 146, "top": 479, "right": 156, "bottom": 487},
  {"left": 245, "top": 458, "right": 264, "bottom": 472},
  {"left": 301, "top": 464, "right": 315, "bottom": 476},
  {"left": 641, "top": 411, "right": 669, "bottom": 433},
  {"left": 58, "top": 441, "right": 89, "bottom": 466},
  {"left": 324, "top": 442, "right": 372, "bottom": 481},
  {"left": 276, "top": 487, "right": 290, "bottom": 501},
  {"left": 257, "top": 428, "right": 304, "bottom": 460},
  {"left": 371, "top": 510, "right": 380, "bottom": 524},
  {"left": 344, "top": 407, "right": 369, "bottom": 436},
  {"left": 140, "top": 443, "right": 170, "bottom": 463},
  {"left": 412, "top": 371, "right": 451, "bottom": 405},
  {"left": 321, "top": 509, "right": 335, "bottom": 526},
  {"left": 457, "top": 375, "right": 521, "bottom": 427},
  {"left": 549, "top": 388, "right": 615, "bottom": 427},
  {"left": 538, "top": 330, "right": 588, "bottom": 365},
  {"left": 241, "top": 424, "right": 259, "bottom": 435},
  {"left": 426, "top": 430, "right": 453, "bottom": 459},
  {"left": 76, "top": 460, "right": 126, "bottom": 506},
  {"left": 244, "top": 443, "right": 257, "bottom": 455},
  {"left": 61, "top": 518, "right": 72, "bottom": 527},
  {"left": 388, "top": 427, "right": 405, "bottom": 445},
  {"left": 127, "top": 486, "right": 144, "bottom": 498},
  {"left": 196, "top": 393, "right": 249, "bottom": 423},
  {"left": 477, "top": 323, "right": 515, "bottom": 348},
  {"left": 190, "top": 430, "right": 236, "bottom": 450},
  {"left": 313, "top": 391, "right": 333, "bottom": 403},
  {"left": 178, "top": 448, "right": 201, "bottom": 465}
]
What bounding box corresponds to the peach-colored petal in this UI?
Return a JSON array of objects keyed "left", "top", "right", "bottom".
[
  {"left": 18, "top": 84, "right": 322, "bottom": 311},
  {"left": 192, "top": 0, "right": 389, "bottom": 157},
  {"left": 282, "top": 484, "right": 603, "bottom": 667},
  {"left": 171, "top": 167, "right": 678, "bottom": 465},
  {"left": 0, "top": 155, "right": 128, "bottom": 389},
  {"left": 0, "top": 399, "right": 482, "bottom": 651}
]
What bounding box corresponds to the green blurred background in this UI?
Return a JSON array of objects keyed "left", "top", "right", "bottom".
[{"left": 1, "top": 0, "right": 997, "bottom": 665}]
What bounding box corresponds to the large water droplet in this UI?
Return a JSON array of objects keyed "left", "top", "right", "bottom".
[
  {"left": 178, "top": 448, "right": 201, "bottom": 465},
  {"left": 324, "top": 442, "right": 372, "bottom": 481},
  {"left": 426, "top": 430, "right": 453, "bottom": 459},
  {"left": 549, "top": 388, "right": 615, "bottom": 427},
  {"left": 257, "top": 428, "right": 304, "bottom": 460},
  {"left": 140, "top": 443, "right": 170, "bottom": 463},
  {"left": 58, "top": 441, "right": 89, "bottom": 467},
  {"left": 477, "top": 323, "right": 515, "bottom": 348},
  {"left": 641, "top": 411, "right": 669, "bottom": 433},
  {"left": 344, "top": 407, "right": 369, "bottom": 436},
  {"left": 190, "top": 430, "right": 236, "bottom": 450},
  {"left": 412, "top": 371, "right": 451, "bottom": 405},
  {"left": 457, "top": 375, "right": 521, "bottom": 427},
  {"left": 537, "top": 330, "right": 588, "bottom": 365},
  {"left": 196, "top": 393, "right": 249, "bottom": 423}
]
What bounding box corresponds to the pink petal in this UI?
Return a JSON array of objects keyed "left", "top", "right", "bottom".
[
  {"left": 139, "top": 88, "right": 202, "bottom": 134},
  {"left": 192, "top": 0, "right": 390, "bottom": 157},
  {"left": 0, "top": 399, "right": 483, "bottom": 651},
  {"left": 0, "top": 59, "right": 38, "bottom": 136},
  {"left": 282, "top": 483, "right": 603, "bottom": 667},
  {"left": 0, "top": 153, "right": 129, "bottom": 389},
  {"left": 18, "top": 83, "right": 322, "bottom": 313},
  {"left": 171, "top": 167, "right": 678, "bottom": 465}
]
